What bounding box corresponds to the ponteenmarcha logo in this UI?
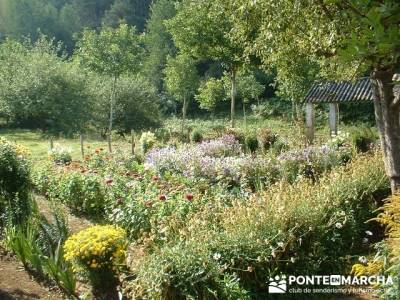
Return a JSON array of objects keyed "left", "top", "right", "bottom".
[
  {"left": 268, "top": 275, "right": 287, "bottom": 293},
  {"left": 267, "top": 274, "right": 394, "bottom": 294}
]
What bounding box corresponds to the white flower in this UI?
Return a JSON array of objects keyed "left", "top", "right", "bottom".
[
  {"left": 213, "top": 253, "right": 221, "bottom": 260},
  {"left": 365, "top": 230, "right": 373, "bottom": 236},
  {"left": 335, "top": 222, "right": 343, "bottom": 229},
  {"left": 271, "top": 250, "right": 276, "bottom": 258},
  {"left": 290, "top": 257, "right": 296, "bottom": 263},
  {"left": 358, "top": 256, "right": 368, "bottom": 264},
  {"left": 277, "top": 242, "right": 284, "bottom": 248},
  {"left": 362, "top": 238, "right": 369, "bottom": 244}
]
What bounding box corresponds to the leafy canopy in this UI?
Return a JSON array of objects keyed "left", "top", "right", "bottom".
[{"left": 75, "top": 24, "right": 142, "bottom": 77}]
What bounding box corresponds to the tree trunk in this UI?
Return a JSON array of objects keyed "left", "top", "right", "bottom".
[
  {"left": 371, "top": 69, "right": 400, "bottom": 194},
  {"left": 181, "top": 95, "right": 188, "bottom": 135},
  {"left": 230, "top": 70, "right": 237, "bottom": 128},
  {"left": 108, "top": 76, "right": 117, "bottom": 153}
]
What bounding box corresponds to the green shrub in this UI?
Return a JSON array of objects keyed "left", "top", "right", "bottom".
[
  {"left": 245, "top": 134, "right": 259, "bottom": 153},
  {"left": 128, "top": 151, "right": 389, "bottom": 298},
  {"left": 350, "top": 127, "right": 379, "bottom": 153},
  {"left": 257, "top": 128, "right": 277, "bottom": 151},
  {"left": 139, "top": 131, "right": 157, "bottom": 154},
  {"left": 190, "top": 129, "right": 203, "bottom": 143},
  {"left": 49, "top": 146, "right": 72, "bottom": 165},
  {"left": 375, "top": 194, "right": 400, "bottom": 300},
  {"left": 127, "top": 243, "right": 250, "bottom": 299},
  {"left": 57, "top": 172, "right": 105, "bottom": 216},
  {"left": 0, "top": 138, "right": 31, "bottom": 227}
]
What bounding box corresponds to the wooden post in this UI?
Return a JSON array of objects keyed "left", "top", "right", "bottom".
[
  {"left": 80, "top": 134, "right": 84, "bottom": 159},
  {"left": 329, "top": 103, "right": 339, "bottom": 136},
  {"left": 107, "top": 134, "right": 112, "bottom": 153},
  {"left": 131, "top": 129, "right": 135, "bottom": 155},
  {"left": 305, "top": 103, "right": 315, "bottom": 144},
  {"left": 50, "top": 137, "right": 54, "bottom": 150}
]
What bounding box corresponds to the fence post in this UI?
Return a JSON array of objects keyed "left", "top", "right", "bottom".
[
  {"left": 80, "top": 134, "right": 84, "bottom": 159},
  {"left": 305, "top": 103, "right": 315, "bottom": 144},
  {"left": 131, "top": 129, "right": 135, "bottom": 155}
]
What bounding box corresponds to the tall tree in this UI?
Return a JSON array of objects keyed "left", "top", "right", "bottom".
[
  {"left": 75, "top": 24, "right": 142, "bottom": 151},
  {"left": 142, "top": 0, "right": 177, "bottom": 91},
  {"left": 228, "top": 0, "right": 400, "bottom": 193},
  {"left": 167, "top": 0, "right": 248, "bottom": 128},
  {"left": 164, "top": 54, "right": 199, "bottom": 133}
]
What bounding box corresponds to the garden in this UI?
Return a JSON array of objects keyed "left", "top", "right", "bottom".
[{"left": 1, "top": 0, "right": 399, "bottom": 300}]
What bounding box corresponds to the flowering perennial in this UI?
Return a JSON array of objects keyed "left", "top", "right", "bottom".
[{"left": 64, "top": 225, "right": 127, "bottom": 271}]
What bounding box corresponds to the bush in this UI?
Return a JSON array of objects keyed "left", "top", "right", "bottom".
[
  {"left": 350, "top": 127, "right": 379, "bottom": 153},
  {"left": 64, "top": 225, "right": 127, "bottom": 291},
  {"left": 190, "top": 129, "right": 203, "bottom": 143},
  {"left": 56, "top": 171, "right": 105, "bottom": 216},
  {"left": 139, "top": 131, "right": 157, "bottom": 154},
  {"left": 49, "top": 145, "right": 72, "bottom": 165},
  {"left": 0, "top": 138, "right": 31, "bottom": 227},
  {"left": 375, "top": 194, "right": 400, "bottom": 299},
  {"left": 127, "top": 151, "right": 389, "bottom": 298},
  {"left": 245, "top": 134, "right": 259, "bottom": 153},
  {"left": 126, "top": 243, "right": 250, "bottom": 299},
  {"left": 257, "top": 128, "right": 277, "bottom": 151}
]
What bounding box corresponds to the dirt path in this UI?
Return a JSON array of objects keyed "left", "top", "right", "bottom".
[
  {"left": 35, "top": 195, "right": 92, "bottom": 233},
  {"left": 0, "top": 247, "right": 63, "bottom": 300},
  {"left": 0, "top": 196, "right": 92, "bottom": 299}
]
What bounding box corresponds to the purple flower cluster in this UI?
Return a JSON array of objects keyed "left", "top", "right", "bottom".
[{"left": 145, "top": 135, "right": 278, "bottom": 186}]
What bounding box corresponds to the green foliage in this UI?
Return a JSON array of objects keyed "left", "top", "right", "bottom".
[
  {"left": 102, "top": 0, "right": 152, "bottom": 32},
  {"left": 56, "top": 172, "right": 105, "bottom": 216},
  {"left": 141, "top": 0, "right": 176, "bottom": 91},
  {"left": 230, "top": 72, "right": 264, "bottom": 104},
  {"left": 89, "top": 75, "right": 161, "bottom": 133},
  {"left": 257, "top": 128, "right": 277, "bottom": 152},
  {"left": 190, "top": 129, "right": 203, "bottom": 143},
  {"left": 4, "top": 211, "right": 77, "bottom": 296},
  {"left": 139, "top": 131, "right": 157, "bottom": 154},
  {"left": 128, "top": 243, "right": 250, "bottom": 299},
  {"left": 126, "top": 151, "right": 389, "bottom": 298},
  {"left": 49, "top": 146, "right": 72, "bottom": 165},
  {"left": 350, "top": 127, "right": 379, "bottom": 153},
  {"left": 76, "top": 24, "right": 142, "bottom": 78},
  {"left": 245, "top": 133, "right": 258, "bottom": 153},
  {"left": 376, "top": 194, "right": 400, "bottom": 300},
  {"left": 0, "top": 36, "right": 93, "bottom": 133},
  {"left": 0, "top": 138, "right": 31, "bottom": 227},
  {"left": 195, "top": 77, "right": 226, "bottom": 111},
  {"left": 165, "top": 54, "right": 200, "bottom": 103}
]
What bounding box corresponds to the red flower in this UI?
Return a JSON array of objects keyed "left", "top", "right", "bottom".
[
  {"left": 145, "top": 201, "right": 153, "bottom": 208},
  {"left": 152, "top": 175, "right": 159, "bottom": 181},
  {"left": 159, "top": 194, "right": 166, "bottom": 201},
  {"left": 186, "top": 193, "right": 194, "bottom": 201},
  {"left": 105, "top": 178, "right": 113, "bottom": 185}
]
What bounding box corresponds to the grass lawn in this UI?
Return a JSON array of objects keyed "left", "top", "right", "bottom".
[{"left": 0, "top": 116, "right": 376, "bottom": 160}]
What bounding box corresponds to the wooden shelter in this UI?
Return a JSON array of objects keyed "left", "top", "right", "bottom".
[{"left": 303, "top": 77, "right": 373, "bottom": 142}]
